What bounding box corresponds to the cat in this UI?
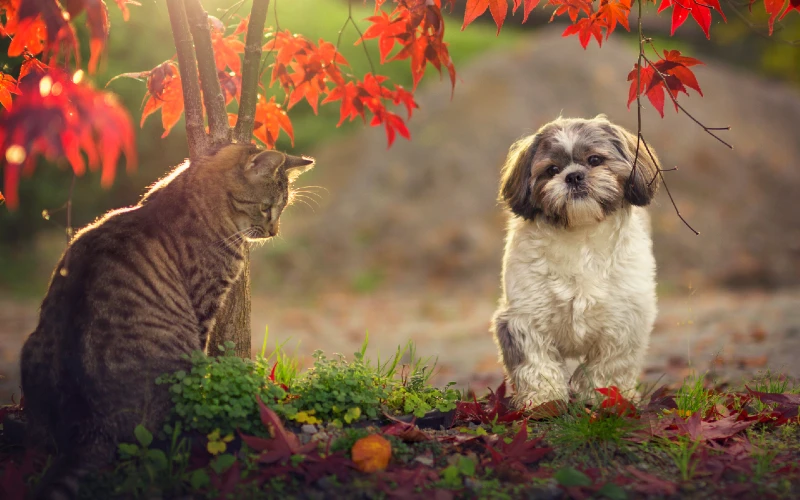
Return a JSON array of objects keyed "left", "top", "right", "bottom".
[{"left": 19, "top": 144, "right": 314, "bottom": 499}]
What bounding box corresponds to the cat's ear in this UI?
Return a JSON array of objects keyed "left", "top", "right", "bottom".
[
  {"left": 242, "top": 150, "right": 285, "bottom": 181},
  {"left": 283, "top": 154, "right": 315, "bottom": 183}
]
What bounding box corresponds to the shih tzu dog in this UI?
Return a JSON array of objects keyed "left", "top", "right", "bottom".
[{"left": 491, "top": 115, "right": 659, "bottom": 409}]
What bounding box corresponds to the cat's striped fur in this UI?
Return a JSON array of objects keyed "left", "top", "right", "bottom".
[{"left": 20, "top": 144, "right": 314, "bottom": 499}]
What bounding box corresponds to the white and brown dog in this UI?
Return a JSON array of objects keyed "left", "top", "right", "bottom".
[{"left": 491, "top": 115, "right": 659, "bottom": 409}]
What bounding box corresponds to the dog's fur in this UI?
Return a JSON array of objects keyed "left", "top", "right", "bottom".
[{"left": 491, "top": 115, "right": 659, "bottom": 408}]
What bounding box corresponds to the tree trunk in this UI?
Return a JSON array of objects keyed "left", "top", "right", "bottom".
[
  {"left": 167, "top": 0, "right": 269, "bottom": 359},
  {"left": 207, "top": 248, "right": 252, "bottom": 358}
]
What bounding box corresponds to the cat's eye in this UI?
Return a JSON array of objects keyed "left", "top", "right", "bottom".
[
  {"left": 260, "top": 203, "right": 270, "bottom": 216},
  {"left": 587, "top": 155, "right": 604, "bottom": 167},
  {"left": 546, "top": 165, "right": 560, "bottom": 176}
]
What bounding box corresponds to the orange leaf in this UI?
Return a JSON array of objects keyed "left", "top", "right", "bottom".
[
  {"left": 0, "top": 72, "right": 19, "bottom": 110},
  {"left": 513, "top": 0, "right": 542, "bottom": 22},
  {"left": 597, "top": 0, "right": 632, "bottom": 37},
  {"left": 462, "top": 0, "right": 507, "bottom": 33},
  {"left": 351, "top": 435, "right": 392, "bottom": 473},
  {"left": 213, "top": 32, "right": 245, "bottom": 73},
  {"left": 18, "top": 54, "right": 47, "bottom": 82},
  {"left": 254, "top": 95, "right": 293, "bottom": 148},
  {"left": 562, "top": 15, "right": 604, "bottom": 48}
]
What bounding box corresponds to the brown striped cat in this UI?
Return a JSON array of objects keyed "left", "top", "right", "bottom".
[{"left": 20, "top": 144, "right": 314, "bottom": 499}]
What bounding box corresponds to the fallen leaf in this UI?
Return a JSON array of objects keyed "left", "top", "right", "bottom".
[{"left": 351, "top": 434, "right": 392, "bottom": 473}]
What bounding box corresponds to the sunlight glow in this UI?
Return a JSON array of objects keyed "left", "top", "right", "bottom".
[
  {"left": 39, "top": 76, "right": 53, "bottom": 97},
  {"left": 72, "top": 70, "right": 84, "bottom": 84},
  {"left": 5, "top": 145, "right": 26, "bottom": 165}
]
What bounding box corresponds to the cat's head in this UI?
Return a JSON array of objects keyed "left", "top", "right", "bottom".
[{"left": 205, "top": 144, "right": 315, "bottom": 240}]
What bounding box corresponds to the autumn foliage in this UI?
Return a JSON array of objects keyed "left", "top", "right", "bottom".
[{"left": 0, "top": 0, "right": 797, "bottom": 209}]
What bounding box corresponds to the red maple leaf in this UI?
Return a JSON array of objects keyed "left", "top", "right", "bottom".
[
  {"left": 212, "top": 31, "right": 245, "bottom": 73},
  {"left": 512, "top": 0, "right": 542, "bottom": 23},
  {"left": 0, "top": 69, "right": 136, "bottom": 209},
  {"left": 455, "top": 379, "right": 527, "bottom": 425},
  {"left": 252, "top": 95, "right": 294, "bottom": 149},
  {"left": 136, "top": 62, "right": 185, "bottom": 138},
  {"left": 597, "top": 0, "right": 632, "bottom": 37},
  {"left": 562, "top": 15, "right": 605, "bottom": 48},
  {"left": 359, "top": 10, "right": 409, "bottom": 63},
  {"left": 596, "top": 386, "right": 637, "bottom": 417},
  {"left": 462, "top": 0, "right": 507, "bottom": 33},
  {"left": 18, "top": 53, "right": 48, "bottom": 82},
  {"left": 781, "top": 0, "right": 800, "bottom": 21},
  {"left": 239, "top": 396, "right": 316, "bottom": 464},
  {"left": 548, "top": 0, "right": 593, "bottom": 22},
  {"left": 484, "top": 419, "right": 552, "bottom": 465},
  {"left": 627, "top": 49, "right": 704, "bottom": 117},
  {"left": 0, "top": 72, "right": 19, "bottom": 110},
  {"left": 657, "top": 0, "right": 726, "bottom": 38}
]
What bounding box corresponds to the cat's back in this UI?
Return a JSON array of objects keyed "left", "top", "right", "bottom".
[{"left": 23, "top": 202, "right": 196, "bottom": 385}]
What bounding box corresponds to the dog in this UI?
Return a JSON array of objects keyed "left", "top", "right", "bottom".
[{"left": 491, "top": 115, "right": 659, "bottom": 409}]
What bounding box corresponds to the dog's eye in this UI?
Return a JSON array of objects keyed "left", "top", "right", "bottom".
[
  {"left": 587, "top": 155, "right": 604, "bottom": 167},
  {"left": 546, "top": 165, "right": 560, "bottom": 176}
]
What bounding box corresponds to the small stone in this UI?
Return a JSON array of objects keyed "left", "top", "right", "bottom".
[{"left": 301, "top": 424, "right": 317, "bottom": 434}]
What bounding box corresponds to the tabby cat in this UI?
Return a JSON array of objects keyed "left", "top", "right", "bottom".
[{"left": 20, "top": 144, "right": 314, "bottom": 499}]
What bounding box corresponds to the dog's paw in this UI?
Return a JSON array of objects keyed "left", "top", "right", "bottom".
[{"left": 511, "top": 389, "right": 568, "bottom": 412}]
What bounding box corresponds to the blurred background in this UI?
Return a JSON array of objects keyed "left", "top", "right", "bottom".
[{"left": 1, "top": 0, "right": 799, "bottom": 401}]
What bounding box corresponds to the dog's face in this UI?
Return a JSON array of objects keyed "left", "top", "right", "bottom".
[{"left": 499, "top": 115, "right": 660, "bottom": 227}]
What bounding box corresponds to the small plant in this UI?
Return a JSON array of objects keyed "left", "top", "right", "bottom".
[
  {"left": 156, "top": 342, "right": 293, "bottom": 437},
  {"left": 258, "top": 326, "right": 300, "bottom": 388},
  {"left": 549, "top": 403, "right": 638, "bottom": 453},
  {"left": 291, "top": 339, "right": 390, "bottom": 425},
  {"left": 675, "top": 373, "right": 719, "bottom": 417},
  {"left": 660, "top": 435, "right": 702, "bottom": 482},
  {"left": 750, "top": 370, "right": 796, "bottom": 413},
  {"left": 438, "top": 455, "right": 478, "bottom": 489},
  {"left": 113, "top": 423, "right": 192, "bottom": 498},
  {"left": 384, "top": 342, "right": 460, "bottom": 417}
]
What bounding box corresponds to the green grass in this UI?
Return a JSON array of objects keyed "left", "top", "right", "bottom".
[{"left": 674, "top": 372, "right": 720, "bottom": 416}]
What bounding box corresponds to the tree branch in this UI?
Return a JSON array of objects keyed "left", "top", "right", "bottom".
[
  {"left": 166, "top": 0, "right": 209, "bottom": 159},
  {"left": 184, "top": 0, "right": 231, "bottom": 147},
  {"left": 234, "top": 0, "right": 270, "bottom": 144}
]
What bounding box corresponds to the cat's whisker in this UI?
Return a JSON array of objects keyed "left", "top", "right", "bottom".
[
  {"left": 292, "top": 188, "right": 324, "bottom": 201},
  {"left": 291, "top": 194, "right": 321, "bottom": 206}
]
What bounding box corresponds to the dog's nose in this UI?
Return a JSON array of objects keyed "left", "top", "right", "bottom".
[{"left": 565, "top": 171, "right": 585, "bottom": 186}]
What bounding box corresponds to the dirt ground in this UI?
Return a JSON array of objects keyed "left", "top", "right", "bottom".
[{"left": 3, "top": 286, "right": 799, "bottom": 402}]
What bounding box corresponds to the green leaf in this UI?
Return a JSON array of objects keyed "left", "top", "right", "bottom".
[
  {"left": 146, "top": 449, "right": 169, "bottom": 470},
  {"left": 211, "top": 454, "right": 236, "bottom": 474},
  {"left": 118, "top": 443, "right": 139, "bottom": 457},
  {"left": 134, "top": 425, "right": 153, "bottom": 448},
  {"left": 554, "top": 466, "right": 593, "bottom": 487},
  {"left": 598, "top": 483, "right": 628, "bottom": 500},
  {"left": 457, "top": 456, "right": 477, "bottom": 477},
  {"left": 441, "top": 465, "right": 462, "bottom": 488},
  {"left": 189, "top": 469, "right": 210, "bottom": 489}
]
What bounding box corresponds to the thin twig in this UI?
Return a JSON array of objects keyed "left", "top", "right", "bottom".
[
  {"left": 641, "top": 51, "right": 733, "bottom": 149},
  {"left": 166, "top": 0, "right": 210, "bottom": 159},
  {"left": 341, "top": 0, "right": 376, "bottom": 76},
  {"left": 185, "top": 0, "right": 232, "bottom": 146},
  {"left": 66, "top": 173, "right": 76, "bottom": 242},
  {"left": 234, "top": 0, "right": 270, "bottom": 143},
  {"left": 628, "top": 0, "right": 645, "bottom": 195}
]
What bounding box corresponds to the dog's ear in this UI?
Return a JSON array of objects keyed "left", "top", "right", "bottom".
[
  {"left": 606, "top": 123, "right": 660, "bottom": 206},
  {"left": 499, "top": 134, "right": 541, "bottom": 220}
]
